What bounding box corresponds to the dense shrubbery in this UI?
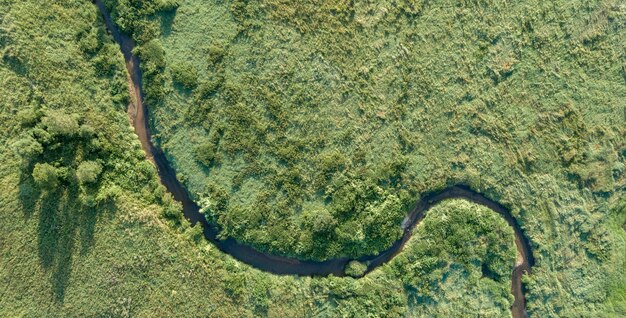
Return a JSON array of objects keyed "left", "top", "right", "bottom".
[
  {"left": 394, "top": 200, "right": 517, "bottom": 317},
  {"left": 77, "top": 161, "right": 103, "bottom": 185},
  {"left": 40, "top": 110, "right": 80, "bottom": 137},
  {"left": 32, "top": 163, "right": 63, "bottom": 191},
  {"left": 104, "top": 0, "right": 180, "bottom": 105},
  {"left": 1, "top": 0, "right": 173, "bottom": 214},
  {"left": 12, "top": 105, "right": 122, "bottom": 208},
  {"left": 344, "top": 260, "right": 367, "bottom": 277},
  {"left": 103, "top": 0, "right": 179, "bottom": 43},
  {"left": 170, "top": 61, "right": 199, "bottom": 89},
  {"left": 135, "top": 39, "right": 168, "bottom": 104}
]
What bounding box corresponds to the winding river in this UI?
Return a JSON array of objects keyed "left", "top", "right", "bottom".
[{"left": 94, "top": 1, "right": 535, "bottom": 317}]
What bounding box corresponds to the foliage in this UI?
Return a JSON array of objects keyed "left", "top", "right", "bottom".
[
  {"left": 76, "top": 161, "right": 103, "bottom": 185},
  {"left": 152, "top": 0, "right": 625, "bottom": 258},
  {"left": 171, "top": 61, "right": 199, "bottom": 88},
  {"left": 393, "top": 200, "right": 517, "bottom": 317},
  {"left": 12, "top": 135, "right": 43, "bottom": 161},
  {"left": 344, "top": 261, "right": 368, "bottom": 278},
  {"left": 194, "top": 139, "right": 218, "bottom": 166},
  {"left": 144, "top": 0, "right": 625, "bottom": 315},
  {"left": 0, "top": 0, "right": 624, "bottom": 317},
  {"left": 40, "top": 110, "right": 80, "bottom": 137},
  {"left": 32, "top": 163, "right": 62, "bottom": 190}
]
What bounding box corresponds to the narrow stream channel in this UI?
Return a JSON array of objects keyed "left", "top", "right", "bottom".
[{"left": 94, "top": 1, "right": 535, "bottom": 317}]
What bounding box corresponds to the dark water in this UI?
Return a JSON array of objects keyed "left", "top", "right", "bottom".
[{"left": 94, "top": 1, "right": 534, "bottom": 316}]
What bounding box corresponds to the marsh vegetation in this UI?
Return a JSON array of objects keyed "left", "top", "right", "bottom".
[{"left": 0, "top": 0, "right": 625, "bottom": 317}]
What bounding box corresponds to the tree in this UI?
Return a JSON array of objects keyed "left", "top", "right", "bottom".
[
  {"left": 12, "top": 135, "right": 43, "bottom": 161},
  {"left": 137, "top": 40, "right": 166, "bottom": 72},
  {"left": 300, "top": 208, "right": 337, "bottom": 233},
  {"left": 76, "top": 161, "right": 103, "bottom": 185},
  {"left": 344, "top": 260, "right": 368, "bottom": 277},
  {"left": 40, "top": 109, "right": 80, "bottom": 137},
  {"left": 32, "top": 163, "right": 60, "bottom": 190},
  {"left": 171, "top": 61, "right": 199, "bottom": 89},
  {"left": 16, "top": 107, "right": 40, "bottom": 127}
]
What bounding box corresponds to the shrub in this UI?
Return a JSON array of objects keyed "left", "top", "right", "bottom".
[
  {"left": 79, "top": 125, "right": 96, "bottom": 140},
  {"left": 16, "top": 107, "right": 40, "bottom": 127},
  {"left": 32, "top": 163, "right": 61, "bottom": 190},
  {"left": 12, "top": 135, "right": 43, "bottom": 160},
  {"left": 171, "top": 61, "right": 199, "bottom": 89},
  {"left": 40, "top": 110, "right": 80, "bottom": 137},
  {"left": 300, "top": 208, "right": 337, "bottom": 233},
  {"left": 195, "top": 141, "right": 217, "bottom": 166},
  {"left": 136, "top": 40, "right": 166, "bottom": 73},
  {"left": 344, "top": 260, "right": 368, "bottom": 277},
  {"left": 206, "top": 44, "right": 226, "bottom": 65},
  {"left": 76, "top": 161, "right": 103, "bottom": 185}
]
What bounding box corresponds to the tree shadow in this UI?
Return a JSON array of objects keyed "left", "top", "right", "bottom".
[
  {"left": 18, "top": 178, "right": 40, "bottom": 219},
  {"left": 159, "top": 8, "right": 178, "bottom": 37},
  {"left": 24, "top": 181, "right": 114, "bottom": 303},
  {"left": 79, "top": 206, "right": 98, "bottom": 256},
  {"left": 37, "top": 189, "right": 75, "bottom": 303},
  {"left": 79, "top": 199, "right": 116, "bottom": 256}
]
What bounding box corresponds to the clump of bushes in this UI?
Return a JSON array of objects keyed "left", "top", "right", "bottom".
[
  {"left": 40, "top": 110, "right": 80, "bottom": 137},
  {"left": 206, "top": 44, "right": 226, "bottom": 65},
  {"left": 12, "top": 135, "right": 43, "bottom": 161},
  {"left": 32, "top": 163, "right": 63, "bottom": 191},
  {"left": 77, "top": 161, "right": 103, "bottom": 185},
  {"left": 194, "top": 140, "right": 220, "bottom": 166},
  {"left": 135, "top": 40, "right": 168, "bottom": 104},
  {"left": 171, "top": 61, "right": 199, "bottom": 89},
  {"left": 344, "top": 260, "right": 368, "bottom": 277}
]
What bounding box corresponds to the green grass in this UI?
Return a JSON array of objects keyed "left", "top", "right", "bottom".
[
  {"left": 147, "top": 0, "right": 626, "bottom": 262},
  {"left": 122, "top": 0, "right": 626, "bottom": 315},
  {"left": 1, "top": 0, "right": 625, "bottom": 317}
]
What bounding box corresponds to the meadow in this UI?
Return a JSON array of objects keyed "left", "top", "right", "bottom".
[{"left": 0, "top": 0, "right": 625, "bottom": 317}]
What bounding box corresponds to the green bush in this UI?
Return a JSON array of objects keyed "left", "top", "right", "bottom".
[
  {"left": 12, "top": 135, "right": 43, "bottom": 161},
  {"left": 16, "top": 108, "right": 40, "bottom": 127},
  {"left": 344, "top": 260, "right": 368, "bottom": 277},
  {"left": 194, "top": 141, "right": 217, "bottom": 166},
  {"left": 206, "top": 44, "right": 226, "bottom": 65},
  {"left": 40, "top": 110, "right": 80, "bottom": 137},
  {"left": 136, "top": 40, "right": 166, "bottom": 71},
  {"left": 32, "top": 163, "right": 61, "bottom": 191},
  {"left": 76, "top": 161, "right": 103, "bottom": 185},
  {"left": 171, "top": 61, "right": 199, "bottom": 89}
]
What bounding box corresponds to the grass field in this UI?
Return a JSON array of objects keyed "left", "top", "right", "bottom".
[
  {"left": 131, "top": 1, "right": 626, "bottom": 315},
  {"left": 146, "top": 0, "right": 626, "bottom": 260},
  {"left": 1, "top": 0, "right": 625, "bottom": 317}
]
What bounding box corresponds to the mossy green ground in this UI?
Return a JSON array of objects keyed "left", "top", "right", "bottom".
[{"left": 1, "top": 0, "right": 625, "bottom": 317}]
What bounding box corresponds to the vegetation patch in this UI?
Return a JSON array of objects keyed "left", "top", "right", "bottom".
[
  {"left": 144, "top": 0, "right": 624, "bottom": 260},
  {"left": 0, "top": 0, "right": 624, "bottom": 317}
]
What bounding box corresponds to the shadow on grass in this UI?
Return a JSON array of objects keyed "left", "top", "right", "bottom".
[
  {"left": 18, "top": 180, "right": 39, "bottom": 219},
  {"left": 159, "top": 7, "right": 177, "bottom": 37},
  {"left": 20, "top": 178, "right": 116, "bottom": 303}
]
